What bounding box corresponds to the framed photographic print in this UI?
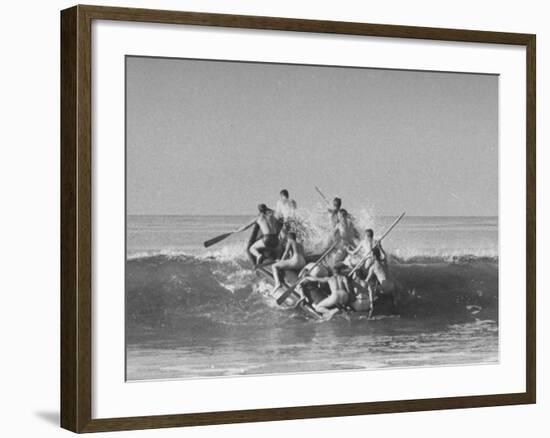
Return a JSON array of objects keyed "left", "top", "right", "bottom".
[{"left": 60, "top": 4, "right": 536, "bottom": 433}]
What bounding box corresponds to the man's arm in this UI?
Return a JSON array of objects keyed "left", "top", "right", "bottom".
[
  {"left": 280, "top": 241, "right": 291, "bottom": 261},
  {"left": 378, "top": 242, "right": 387, "bottom": 262},
  {"left": 236, "top": 217, "right": 256, "bottom": 233},
  {"left": 347, "top": 240, "right": 363, "bottom": 255}
]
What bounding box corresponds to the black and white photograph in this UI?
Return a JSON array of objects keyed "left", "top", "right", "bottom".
[
  {"left": 0, "top": 0, "right": 544, "bottom": 435},
  {"left": 125, "top": 56, "right": 499, "bottom": 381}
]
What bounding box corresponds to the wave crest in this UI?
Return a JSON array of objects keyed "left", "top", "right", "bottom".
[{"left": 126, "top": 252, "right": 498, "bottom": 332}]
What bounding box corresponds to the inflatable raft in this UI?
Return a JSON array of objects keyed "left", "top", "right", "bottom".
[{"left": 255, "top": 261, "right": 396, "bottom": 320}]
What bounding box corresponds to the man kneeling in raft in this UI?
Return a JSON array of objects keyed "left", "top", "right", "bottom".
[
  {"left": 239, "top": 204, "right": 280, "bottom": 265},
  {"left": 304, "top": 262, "right": 351, "bottom": 320}
]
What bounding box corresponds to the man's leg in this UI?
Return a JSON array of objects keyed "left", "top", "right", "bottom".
[
  {"left": 250, "top": 239, "right": 266, "bottom": 264},
  {"left": 272, "top": 260, "right": 285, "bottom": 288},
  {"left": 273, "top": 259, "right": 296, "bottom": 287},
  {"left": 272, "top": 263, "right": 280, "bottom": 288},
  {"left": 246, "top": 246, "right": 256, "bottom": 265},
  {"left": 367, "top": 284, "right": 375, "bottom": 318},
  {"left": 314, "top": 293, "right": 339, "bottom": 315},
  {"left": 313, "top": 294, "right": 342, "bottom": 321}
]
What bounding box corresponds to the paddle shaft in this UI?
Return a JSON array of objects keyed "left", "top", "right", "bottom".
[
  {"left": 203, "top": 221, "right": 254, "bottom": 248},
  {"left": 348, "top": 212, "right": 406, "bottom": 277},
  {"left": 315, "top": 186, "right": 331, "bottom": 206}
]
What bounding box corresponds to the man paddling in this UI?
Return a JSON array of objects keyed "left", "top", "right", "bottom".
[
  {"left": 351, "top": 241, "right": 394, "bottom": 315},
  {"left": 240, "top": 204, "right": 281, "bottom": 265},
  {"left": 348, "top": 231, "right": 387, "bottom": 317},
  {"left": 347, "top": 228, "right": 381, "bottom": 273},
  {"left": 327, "top": 197, "right": 342, "bottom": 227},
  {"left": 365, "top": 245, "right": 394, "bottom": 294}
]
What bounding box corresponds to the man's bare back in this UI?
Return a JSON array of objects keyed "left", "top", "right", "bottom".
[
  {"left": 328, "top": 274, "right": 347, "bottom": 295},
  {"left": 257, "top": 211, "right": 278, "bottom": 235}
]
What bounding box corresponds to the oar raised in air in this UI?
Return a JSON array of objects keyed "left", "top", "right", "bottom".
[
  {"left": 276, "top": 241, "right": 338, "bottom": 305},
  {"left": 314, "top": 185, "right": 331, "bottom": 206},
  {"left": 348, "top": 211, "right": 406, "bottom": 277},
  {"left": 203, "top": 221, "right": 255, "bottom": 248}
]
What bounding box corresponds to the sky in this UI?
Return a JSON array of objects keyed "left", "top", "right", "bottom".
[{"left": 126, "top": 56, "right": 498, "bottom": 216}]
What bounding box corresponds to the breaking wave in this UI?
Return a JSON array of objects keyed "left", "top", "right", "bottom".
[{"left": 126, "top": 250, "right": 498, "bottom": 333}]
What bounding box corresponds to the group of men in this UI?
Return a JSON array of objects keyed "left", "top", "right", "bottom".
[
  {"left": 236, "top": 189, "right": 297, "bottom": 266},
  {"left": 241, "top": 189, "right": 395, "bottom": 319}
]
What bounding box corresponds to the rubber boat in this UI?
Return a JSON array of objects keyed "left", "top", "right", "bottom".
[
  {"left": 254, "top": 249, "right": 396, "bottom": 320},
  {"left": 241, "top": 212, "right": 405, "bottom": 320}
]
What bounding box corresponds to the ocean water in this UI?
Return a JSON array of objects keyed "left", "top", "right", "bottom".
[{"left": 126, "top": 213, "right": 498, "bottom": 381}]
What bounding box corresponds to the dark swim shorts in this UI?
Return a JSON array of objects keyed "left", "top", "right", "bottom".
[{"left": 263, "top": 234, "right": 279, "bottom": 248}]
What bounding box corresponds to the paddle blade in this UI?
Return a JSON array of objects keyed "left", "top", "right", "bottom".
[{"left": 203, "top": 232, "right": 232, "bottom": 248}]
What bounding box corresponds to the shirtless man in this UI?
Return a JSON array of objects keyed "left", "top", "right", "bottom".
[
  {"left": 327, "top": 197, "right": 342, "bottom": 227},
  {"left": 304, "top": 262, "right": 351, "bottom": 320},
  {"left": 332, "top": 209, "right": 360, "bottom": 263},
  {"left": 347, "top": 228, "right": 380, "bottom": 272},
  {"left": 275, "top": 189, "right": 297, "bottom": 221},
  {"left": 272, "top": 232, "right": 306, "bottom": 290},
  {"left": 366, "top": 246, "right": 395, "bottom": 297},
  {"left": 346, "top": 232, "right": 389, "bottom": 317},
  {"left": 240, "top": 204, "right": 281, "bottom": 265},
  {"left": 275, "top": 189, "right": 298, "bottom": 240}
]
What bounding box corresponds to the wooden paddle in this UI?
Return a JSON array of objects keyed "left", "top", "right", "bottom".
[
  {"left": 348, "top": 211, "right": 406, "bottom": 277},
  {"left": 276, "top": 241, "right": 338, "bottom": 305},
  {"left": 203, "top": 221, "right": 254, "bottom": 248},
  {"left": 315, "top": 185, "right": 331, "bottom": 206}
]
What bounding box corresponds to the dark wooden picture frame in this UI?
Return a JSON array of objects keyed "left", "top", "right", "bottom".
[{"left": 61, "top": 4, "right": 536, "bottom": 433}]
